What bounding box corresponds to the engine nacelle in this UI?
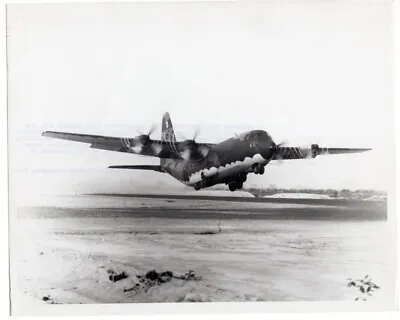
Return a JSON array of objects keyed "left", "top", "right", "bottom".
[
  {"left": 135, "top": 134, "right": 151, "bottom": 145},
  {"left": 179, "top": 140, "right": 209, "bottom": 160},
  {"left": 311, "top": 144, "right": 320, "bottom": 158}
]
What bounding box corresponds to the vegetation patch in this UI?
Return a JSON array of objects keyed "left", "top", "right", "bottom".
[
  {"left": 107, "top": 269, "right": 129, "bottom": 282},
  {"left": 347, "top": 275, "right": 380, "bottom": 301},
  {"left": 124, "top": 270, "right": 201, "bottom": 293}
]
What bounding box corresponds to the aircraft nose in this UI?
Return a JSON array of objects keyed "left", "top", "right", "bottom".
[{"left": 260, "top": 140, "right": 276, "bottom": 160}]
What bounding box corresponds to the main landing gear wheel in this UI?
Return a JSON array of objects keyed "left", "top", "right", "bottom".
[
  {"left": 253, "top": 164, "right": 265, "bottom": 175},
  {"left": 228, "top": 181, "right": 243, "bottom": 192},
  {"left": 194, "top": 183, "right": 201, "bottom": 191}
]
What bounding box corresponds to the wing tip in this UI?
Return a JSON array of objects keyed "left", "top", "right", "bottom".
[{"left": 41, "top": 131, "right": 55, "bottom": 136}]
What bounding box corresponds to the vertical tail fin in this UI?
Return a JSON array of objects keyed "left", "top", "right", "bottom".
[
  {"left": 161, "top": 112, "right": 176, "bottom": 143},
  {"left": 161, "top": 112, "right": 176, "bottom": 166}
]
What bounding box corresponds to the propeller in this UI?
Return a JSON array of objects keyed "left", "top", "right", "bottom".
[
  {"left": 270, "top": 140, "right": 288, "bottom": 164},
  {"left": 269, "top": 140, "right": 325, "bottom": 166},
  {"left": 135, "top": 123, "right": 157, "bottom": 144},
  {"left": 192, "top": 128, "right": 200, "bottom": 141},
  {"left": 178, "top": 127, "right": 209, "bottom": 160},
  {"left": 178, "top": 127, "right": 200, "bottom": 142},
  {"left": 276, "top": 140, "right": 288, "bottom": 148},
  {"left": 129, "top": 123, "right": 159, "bottom": 154}
]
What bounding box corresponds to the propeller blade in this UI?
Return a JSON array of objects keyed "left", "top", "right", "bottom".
[
  {"left": 270, "top": 140, "right": 286, "bottom": 165},
  {"left": 178, "top": 127, "right": 200, "bottom": 142},
  {"left": 276, "top": 140, "right": 288, "bottom": 148},
  {"left": 148, "top": 123, "right": 157, "bottom": 136},
  {"left": 136, "top": 123, "right": 157, "bottom": 137},
  {"left": 192, "top": 127, "right": 200, "bottom": 141}
]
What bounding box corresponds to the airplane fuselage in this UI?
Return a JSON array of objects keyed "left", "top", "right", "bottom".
[{"left": 161, "top": 130, "right": 276, "bottom": 190}]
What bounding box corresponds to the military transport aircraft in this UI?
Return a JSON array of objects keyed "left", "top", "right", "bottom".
[{"left": 42, "top": 112, "right": 371, "bottom": 191}]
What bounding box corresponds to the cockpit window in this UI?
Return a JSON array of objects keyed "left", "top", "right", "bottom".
[
  {"left": 254, "top": 130, "right": 271, "bottom": 140},
  {"left": 235, "top": 131, "right": 251, "bottom": 141}
]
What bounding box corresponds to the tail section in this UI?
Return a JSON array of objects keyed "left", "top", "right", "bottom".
[
  {"left": 161, "top": 112, "right": 177, "bottom": 167},
  {"left": 161, "top": 112, "right": 177, "bottom": 143}
]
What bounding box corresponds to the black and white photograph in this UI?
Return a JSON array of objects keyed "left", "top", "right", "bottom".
[{"left": 6, "top": 0, "right": 397, "bottom": 316}]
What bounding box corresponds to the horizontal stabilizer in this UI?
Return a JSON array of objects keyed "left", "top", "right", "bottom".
[{"left": 108, "top": 165, "right": 164, "bottom": 172}]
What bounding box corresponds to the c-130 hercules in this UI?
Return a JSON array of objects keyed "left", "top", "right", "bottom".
[{"left": 42, "top": 112, "right": 371, "bottom": 192}]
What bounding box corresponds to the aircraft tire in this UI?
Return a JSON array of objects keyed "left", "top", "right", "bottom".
[
  {"left": 194, "top": 184, "right": 201, "bottom": 191},
  {"left": 253, "top": 164, "right": 264, "bottom": 175},
  {"left": 236, "top": 182, "right": 243, "bottom": 189},
  {"left": 228, "top": 183, "right": 236, "bottom": 192},
  {"left": 253, "top": 164, "right": 260, "bottom": 174}
]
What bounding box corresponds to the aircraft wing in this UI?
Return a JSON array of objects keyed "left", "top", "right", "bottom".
[
  {"left": 272, "top": 144, "right": 372, "bottom": 160},
  {"left": 41, "top": 131, "right": 214, "bottom": 160},
  {"left": 108, "top": 165, "right": 164, "bottom": 172}
]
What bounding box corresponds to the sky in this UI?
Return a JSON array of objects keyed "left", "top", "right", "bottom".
[{"left": 7, "top": 1, "right": 394, "bottom": 195}]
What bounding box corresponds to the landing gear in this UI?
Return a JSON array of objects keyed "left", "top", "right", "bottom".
[
  {"left": 238, "top": 173, "right": 247, "bottom": 182},
  {"left": 228, "top": 181, "right": 243, "bottom": 192},
  {"left": 253, "top": 164, "right": 265, "bottom": 175},
  {"left": 193, "top": 171, "right": 212, "bottom": 191}
]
